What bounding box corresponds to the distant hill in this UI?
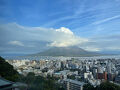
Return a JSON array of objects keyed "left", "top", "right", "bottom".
[{"left": 32, "top": 46, "right": 100, "bottom": 57}]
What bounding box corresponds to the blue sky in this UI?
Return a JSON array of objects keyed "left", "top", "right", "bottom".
[{"left": 0, "top": 0, "right": 120, "bottom": 55}]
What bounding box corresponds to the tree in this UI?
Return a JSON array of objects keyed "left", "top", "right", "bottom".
[
  {"left": 83, "top": 83, "right": 95, "bottom": 90},
  {"left": 19, "top": 72, "right": 64, "bottom": 90},
  {"left": 0, "top": 56, "right": 19, "bottom": 81},
  {"left": 83, "top": 81, "right": 120, "bottom": 90},
  {"left": 96, "top": 81, "right": 120, "bottom": 90}
]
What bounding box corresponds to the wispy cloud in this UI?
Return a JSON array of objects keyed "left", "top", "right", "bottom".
[
  {"left": 42, "top": 0, "right": 87, "bottom": 27},
  {"left": 92, "top": 15, "right": 120, "bottom": 25},
  {"left": 8, "top": 41, "right": 24, "bottom": 46}
]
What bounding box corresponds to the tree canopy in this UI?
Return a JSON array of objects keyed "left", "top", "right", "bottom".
[
  {"left": 19, "top": 72, "right": 65, "bottom": 90},
  {"left": 0, "top": 56, "right": 19, "bottom": 81},
  {"left": 83, "top": 81, "right": 120, "bottom": 90}
]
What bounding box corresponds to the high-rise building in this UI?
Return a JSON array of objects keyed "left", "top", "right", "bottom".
[
  {"left": 93, "top": 68, "right": 97, "bottom": 79},
  {"left": 107, "top": 63, "right": 112, "bottom": 74},
  {"left": 97, "top": 66, "right": 103, "bottom": 73},
  {"left": 103, "top": 72, "right": 107, "bottom": 80}
]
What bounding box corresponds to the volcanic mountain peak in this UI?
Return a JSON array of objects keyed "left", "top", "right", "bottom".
[{"left": 33, "top": 46, "right": 100, "bottom": 57}]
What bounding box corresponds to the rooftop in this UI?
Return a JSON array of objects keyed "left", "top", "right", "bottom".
[{"left": 0, "top": 78, "right": 13, "bottom": 87}]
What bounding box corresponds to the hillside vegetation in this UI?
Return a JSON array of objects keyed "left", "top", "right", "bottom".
[{"left": 0, "top": 56, "right": 19, "bottom": 81}]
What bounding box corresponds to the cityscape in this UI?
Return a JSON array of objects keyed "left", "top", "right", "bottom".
[{"left": 1, "top": 55, "right": 120, "bottom": 90}]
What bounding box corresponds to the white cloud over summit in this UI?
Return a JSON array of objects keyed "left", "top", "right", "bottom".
[
  {"left": 48, "top": 27, "right": 88, "bottom": 47},
  {"left": 0, "top": 23, "right": 88, "bottom": 52},
  {"left": 56, "top": 27, "right": 73, "bottom": 35}
]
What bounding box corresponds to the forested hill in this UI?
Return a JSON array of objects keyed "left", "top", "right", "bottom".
[{"left": 0, "top": 56, "right": 19, "bottom": 81}]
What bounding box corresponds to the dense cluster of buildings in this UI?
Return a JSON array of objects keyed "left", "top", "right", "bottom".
[{"left": 6, "top": 56, "right": 120, "bottom": 90}]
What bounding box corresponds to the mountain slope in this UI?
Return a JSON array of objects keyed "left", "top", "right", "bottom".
[{"left": 33, "top": 47, "right": 100, "bottom": 57}]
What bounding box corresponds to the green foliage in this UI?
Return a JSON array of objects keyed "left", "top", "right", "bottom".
[
  {"left": 67, "top": 75, "right": 76, "bottom": 80},
  {"left": 0, "top": 56, "right": 19, "bottom": 81},
  {"left": 96, "top": 81, "right": 120, "bottom": 90},
  {"left": 83, "top": 83, "right": 95, "bottom": 90},
  {"left": 83, "top": 81, "right": 120, "bottom": 90},
  {"left": 20, "top": 72, "right": 65, "bottom": 90}
]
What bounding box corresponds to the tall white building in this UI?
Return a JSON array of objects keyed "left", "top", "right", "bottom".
[{"left": 107, "top": 63, "right": 112, "bottom": 74}]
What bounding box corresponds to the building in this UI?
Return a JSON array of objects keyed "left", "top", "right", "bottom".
[
  {"left": 84, "top": 72, "right": 93, "bottom": 80},
  {"left": 103, "top": 72, "right": 107, "bottom": 80},
  {"left": 0, "top": 78, "right": 16, "bottom": 90},
  {"left": 97, "top": 72, "right": 107, "bottom": 80},
  {"left": 108, "top": 73, "right": 116, "bottom": 81},
  {"left": 0, "top": 78, "right": 27, "bottom": 90},
  {"left": 63, "top": 79, "right": 85, "bottom": 90},
  {"left": 107, "top": 62, "right": 112, "bottom": 74},
  {"left": 97, "top": 66, "right": 103, "bottom": 73},
  {"left": 93, "top": 68, "right": 97, "bottom": 79},
  {"left": 115, "top": 75, "right": 120, "bottom": 83}
]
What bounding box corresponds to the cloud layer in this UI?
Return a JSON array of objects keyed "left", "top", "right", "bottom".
[
  {"left": 1, "top": 22, "right": 120, "bottom": 54},
  {"left": 0, "top": 23, "right": 88, "bottom": 54}
]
